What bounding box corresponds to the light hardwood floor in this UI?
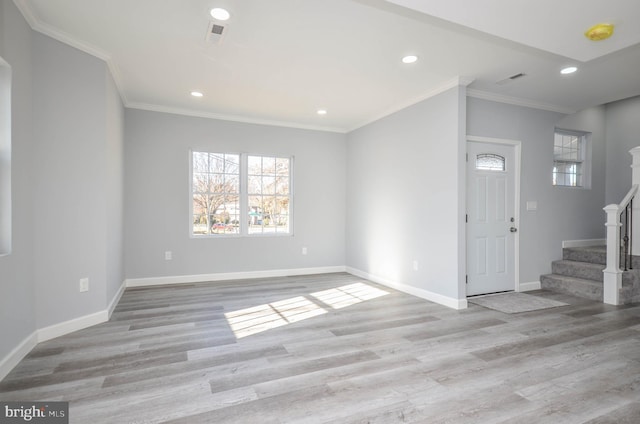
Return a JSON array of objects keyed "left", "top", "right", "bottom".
[{"left": 1, "top": 273, "right": 640, "bottom": 423}]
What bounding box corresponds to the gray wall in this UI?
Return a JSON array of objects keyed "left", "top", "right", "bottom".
[
  {"left": 0, "top": 0, "right": 36, "bottom": 361},
  {"left": 605, "top": 95, "right": 640, "bottom": 205},
  {"left": 124, "top": 109, "right": 346, "bottom": 279},
  {"left": 31, "top": 33, "right": 125, "bottom": 328},
  {"left": 32, "top": 34, "right": 106, "bottom": 327},
  {"left": 345, "top": 87, "right": 466, "bottom": 302},
  {"left": 467, "top": 97, "right": 607, "bottom": 282},
  {"left": 0, "top": 0, "right": 124, "bottom": 373}
]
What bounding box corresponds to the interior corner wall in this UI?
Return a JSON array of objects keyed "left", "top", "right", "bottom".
[
  {"left": 345, "top": 86, "right": 466, "bottom": 306},
  {"left": 32, "top": 33, "right": 118, "bottom": 328},
  {"left": 123, "top": 109, "right": 347, "bottom": 281},
  {"left": 605, "top": 95, "right": 640, "bottom": 205},
  {"left": 0, "top": 0, "right": 36, "bottom": 363},
  {"left": 105, "top": 72, "right": 124, "bottom": 303},
  {"left": 466, "top": 97, "right": 607, "bottom": 284}
]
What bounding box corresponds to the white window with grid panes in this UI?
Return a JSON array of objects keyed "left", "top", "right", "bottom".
[
  {"left": 553, "top": 130, "right": 589, "bottom": 188},
  {"left": 247, "top": 156, "right": 291, "bottom": 235},
  {"left": 191, "top": 151, "right": 292, "bottom": 236}
]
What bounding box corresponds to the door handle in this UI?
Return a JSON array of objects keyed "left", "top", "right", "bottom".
[{"left": 510, "top": 227, "right": 518, "bottom": 233}]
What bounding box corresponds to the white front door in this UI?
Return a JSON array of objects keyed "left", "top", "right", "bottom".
[{"left": 466, "top": 140, "right": 518, "bottom": 296}]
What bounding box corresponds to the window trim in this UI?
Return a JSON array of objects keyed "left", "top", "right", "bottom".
[
  {"left": 552, "top": 129, "right": 591, "bottom": 189},
  {"left": 189, "top": 150, "right": 294, "bottom": 238}
]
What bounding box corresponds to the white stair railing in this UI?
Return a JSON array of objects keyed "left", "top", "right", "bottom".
[
  {"left": 603, "top": 146, "right": 640, "bottom": 305},
  {"left": 603, "top": 185, "right": 637, "bottom": 305}
]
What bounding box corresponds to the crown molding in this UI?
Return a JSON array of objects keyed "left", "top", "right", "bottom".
[
  {"left": 13, "top": 0, "right": 129, "bottom": 104},
  {"left": 348, "top": 76, "right": 475, "bottom": 132},
  {"left": 15, "top": 0, "right": 110, "bottom": 62},
  {"left": 13, "top": 0, "right": 346, "bottom": 133},
  {"left": 12, "top": 0, "right": 37, "bottom": 29},
  {"left": 126, "top": 102, "right": 348, "bottom": 134},
  {"left": 17, "top": 0, "right": 569, "bottom": 134},
  {"left": 466, "top": 89, "right": 576, "bottom": 115}
]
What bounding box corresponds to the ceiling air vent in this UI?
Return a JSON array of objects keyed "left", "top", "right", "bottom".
[
  {"left": 206, "top": 21, "right": 227, "bottom": 44},
  {"left": 496, "top": 72, "right": 527, "bottom": 86},
  {"left": 211, "top": 24, "right": 224, "bottom": 35}
]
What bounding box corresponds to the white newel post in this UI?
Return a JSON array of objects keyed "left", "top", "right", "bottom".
[
  {"left": 630, "top": 147, "right": 640, "bottom": 256},
  {"left": 603, "top": 204, "right": 621, "bottom": 305}
]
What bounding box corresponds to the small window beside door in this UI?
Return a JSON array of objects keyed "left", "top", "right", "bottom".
[
  {"left": 553, "top": 129, "right": 590, "bottom": 188},
  {"left": 476, "top": 153, "right": 505, "bottom": 171}
]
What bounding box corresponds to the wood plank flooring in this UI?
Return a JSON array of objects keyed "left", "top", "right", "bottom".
[{"left": 1, "top": 272, "right": 640, "bottom": 423}]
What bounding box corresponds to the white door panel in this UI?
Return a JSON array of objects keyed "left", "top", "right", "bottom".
[{"left": 467, "top": 141, "right": 517, "bottom": 296}]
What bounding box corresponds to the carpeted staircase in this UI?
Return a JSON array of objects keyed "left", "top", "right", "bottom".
[{"left": 540, "top": 245, "right": 640, "bottom": 304}]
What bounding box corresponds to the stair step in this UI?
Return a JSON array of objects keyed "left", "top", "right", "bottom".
[
  {"left": 552, "top": 260, "right": 604, "bottom": 282},
  {"left": 541, "top": 272, "right": 637, "bottom": 303},
  {"left": 540, "top": 274, "right": 602, "bottom": 302},
  {"left": 542, "top": 245, "right": 640, "bottom": 304},
  {"left": 562, "top": 246, "right": 606, "bottom": 265},
  {"left": 549, "top": 261, "right": 635, "bottom": 286},
  {"left": 563, "top": 245, "right": 640, "bottom": 269}
]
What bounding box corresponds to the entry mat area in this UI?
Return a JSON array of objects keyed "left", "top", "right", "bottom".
[{"left": 469, "top": 292, "right": 568, "bottom": 314}]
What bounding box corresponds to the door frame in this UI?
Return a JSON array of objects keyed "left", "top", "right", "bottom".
[{"left": 466, "top": 135, "right": 522, "bottom": 294}]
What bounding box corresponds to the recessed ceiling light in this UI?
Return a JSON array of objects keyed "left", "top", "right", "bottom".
[
  {"left": 402, "top": 55, "right": 418, "bottom": 64},
  {"left": 317, "top": 109, "right": 327, "bottom": 115},
  {"left": 210, "top": 8, "right": 230, "bottom": 21},
  {"left": 191, "top": 91, "right": 204, "bottom": 97},
  {"left": 560, "top": 66, "right": 578, "bottom": 75}
]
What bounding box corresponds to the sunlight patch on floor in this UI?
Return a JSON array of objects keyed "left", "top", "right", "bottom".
[
  {"left": 224, "top": 282, "right": 389, "bottom": 338},
  {"left": 225, "top": 296, "right": 327, "bottom": 338},
  {"left": 311, "top": 282, "right": 389, "bottom": 309}
]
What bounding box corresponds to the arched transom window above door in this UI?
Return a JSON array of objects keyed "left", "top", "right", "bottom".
[{"left": 475, "top": 153, "right": 505, "bottom": 171}]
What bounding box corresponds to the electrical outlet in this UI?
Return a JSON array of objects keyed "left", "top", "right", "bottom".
[
  {"left": 302, "top": 247, "right": 308, "bottom": 255},
  {"left": 79, "top": 278, "right": 89, "bottom": 292},
  {"left": 165, "top": 251, "right": 172, "bottom": 260},
  {"left": 413, "top": 260, "right": 419, "bottom": 271}
]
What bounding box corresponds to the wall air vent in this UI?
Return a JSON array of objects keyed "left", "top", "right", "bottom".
[
  {"left": 496, "top": 72, "right": 527, "bottom": 86},
  {"left": 206, "top": 21, "right": 227, "bottom": 44}
]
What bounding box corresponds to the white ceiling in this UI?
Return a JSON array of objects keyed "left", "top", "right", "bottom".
[
  {"left": 16, "top": 0, "right": 640, "bottom": 133},
  {"left": 387, "top": 0, "right": 640, "bottom": 62}
]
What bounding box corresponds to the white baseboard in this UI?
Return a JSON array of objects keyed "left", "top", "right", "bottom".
[
  {"left": 125, "top": 266, "right": 347, "bottom": 288},
  {"left": 0, "top": 332, "right": 38, "bottom": 382},
  {"left": 518, "top": 280, "right": 542, "bottom": 292},
  {"left": 37, "top": 310, "right": 109, "bottom": 343},
  {"left": 562, "top": 239, "right": 605, "bottom": 248},
  {"left": 108, "top": 280, "right": 127, "bottom": 318},
  {"left": 38, "top": 281, "right": 125, "bottom": 343},
  {"left": 345, "top": 266, "right": 467, "bottom": 310},
  {"left": 1, "top": 282, "right": 127, "bottom": 382}
]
